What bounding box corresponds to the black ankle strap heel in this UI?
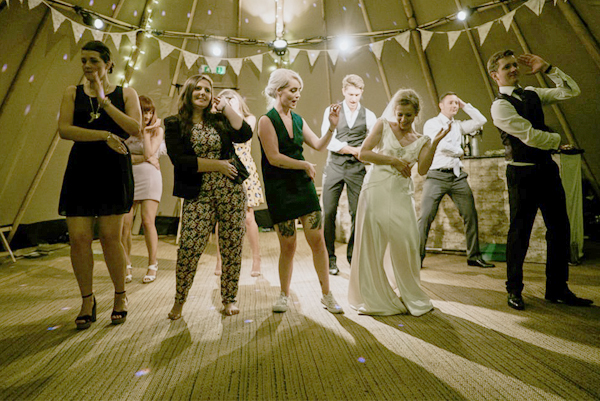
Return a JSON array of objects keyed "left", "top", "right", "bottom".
[
  {"left": 76, "top": 293, "right": 96, "bottom": 330},
  {"left": 111, "top": 291, "right": 128, "bottom": 325}
]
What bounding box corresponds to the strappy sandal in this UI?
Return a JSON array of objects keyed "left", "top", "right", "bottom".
[
  {"left": 76, "top": 293, "right": 96, "bottom": 330},
  {"left": 142, "top": 264, "right": 158, "bottom": 284},
  {"left": 111, "top": 290, "right": 128, "bottom": 325},
  {"left": 125, "top": 265, "right": 133, "bottom": 283}
]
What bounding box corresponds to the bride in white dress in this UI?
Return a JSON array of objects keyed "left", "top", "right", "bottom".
[{"left": 348, "top": 89, "right": 451, "bottom": 316}]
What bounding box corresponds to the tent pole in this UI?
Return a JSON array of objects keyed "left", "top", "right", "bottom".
[
  {"left": 123, "top": 0, "right": 153, "bottom": 85},
  {"left": 168, "top": 0, "right": 200, "bottom": 99},
  {"left": 556, "top": 0, "right": 600, "bottom": 72},
  {"left": 357, "top": 0, "right": 391, "bottom": 101},
  {"left": 400, "top": 0, "right": 438, "bottom": 110},
  {"left": 453, "top": 0, "right": 495, "bottom": 102},
  {"left": 321, "top": 1, "right": 332, "bottom": 105},
  {"left": 500, "top": 3, "right": 600, "bottom": 197}
]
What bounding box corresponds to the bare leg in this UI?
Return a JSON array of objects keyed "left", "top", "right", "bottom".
[
  {"left": 214, "top": 223, "right": 222, "bottom": 275},
  {"left": 299, "top": 212, "right": 330, "bottom": 295},
  {"left": 275, "top": 220, "right": 297, "bottom": 296},
  {"left": 66, "top": 217, "right": 96, "bottom": 321},
  {"left": 246, "top": 207, "right": 262, "bottom": 276},
  {"left": 141, "top": 200, "right": 160, "bottom": 278},
  {"left": 121, "top": 203, "right": 136, "bottom": 281},
  {"left": 98, "top": 214, "right": 128, "bottom": 316}
]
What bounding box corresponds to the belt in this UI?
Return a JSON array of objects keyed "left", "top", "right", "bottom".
[{"left": 433, "top": 168, "right": 454, "bottom": 173}]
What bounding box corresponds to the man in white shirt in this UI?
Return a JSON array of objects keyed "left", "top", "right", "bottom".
[
  {"left": 488, "top": 49, "right": 592, "bottom": 310},
  {"left": 321, "top": 75, "right": 377, "bottom": 275},
  {"left": 418, "top": 93, "right": 494, "bottom": 269}
]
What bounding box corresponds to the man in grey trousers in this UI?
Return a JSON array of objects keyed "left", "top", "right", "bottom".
[{"left": 418, "top": 92, "right": 494, "bottom": 268}]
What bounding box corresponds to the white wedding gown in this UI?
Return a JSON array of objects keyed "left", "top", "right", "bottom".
[{"left": 348, "top": 119, "right": 434, "bottom": 316}]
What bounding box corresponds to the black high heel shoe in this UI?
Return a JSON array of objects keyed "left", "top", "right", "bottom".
[
  {"left": 111, "top": 290, "right": 128, "bottom": 325},
  {"left": 76, "top": 293, "right": 96, "bottom": 330}
]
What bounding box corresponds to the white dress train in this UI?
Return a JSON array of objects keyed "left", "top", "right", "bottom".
[{"left": 348, "top": 119, "right": 434, "bottom": 317}]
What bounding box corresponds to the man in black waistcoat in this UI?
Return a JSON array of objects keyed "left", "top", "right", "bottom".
[
  {"left": 321, "top": 75, "right": 377, "bottom": 275},
  {"left": 488, "top": 50, "right": 592, "bottom": 310}
]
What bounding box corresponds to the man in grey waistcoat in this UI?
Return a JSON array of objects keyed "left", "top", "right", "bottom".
[
  {"left": 418, "top": 92, "right": 494, "bottom": 269},
  {"left": 321, "top": 75, "right": 376, "bottom": 275}
]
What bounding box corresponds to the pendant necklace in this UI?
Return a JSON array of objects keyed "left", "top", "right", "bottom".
[{"left": 88, "top": 95, "right": 101, "bottom": 123}]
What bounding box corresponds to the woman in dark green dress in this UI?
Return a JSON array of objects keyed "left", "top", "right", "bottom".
[{"left": 258, "top": 68, "right": 344, "bottom": 314}]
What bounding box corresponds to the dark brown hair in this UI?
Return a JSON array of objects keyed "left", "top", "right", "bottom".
[
  {"left": 82, "top": 40, "right": 114, "bottom": 73},
  {"left": 487, "top": 49, "right": 515, "bottom": 74}
]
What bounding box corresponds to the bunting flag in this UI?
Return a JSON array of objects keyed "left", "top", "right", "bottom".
[
  {"left": 28, "top": 0, "right": 43, "bottom": 9},
  {"left": 327, "top": 49, "right": 339, "bottom": 65},
  {"left": 501, "top": 10, "right": 516, "bottom": 31},
  {"left": 182, "top": 50, "right": 200, "bottom": 69},
  {"left": 447, "top": 31, "right": 461, "bottom": 50},
  {"left": 71, "top": 21, "right": 86, "bottom": 43},
  {"left": 477, "top": 21, "right": 494, "bottom": 46},
  {"left": 50, "top": 7, "right": 66, "bottom": 32},
  {"left": 288, "top": 48, "right": 300, "bottom": 64},
  {"left": 125, "top": 31, "right": 137, "bottom": 46},
  {"left": 249, "top": 54, "right": 263, "bottom": 73},
  {"left": 109, "top": 32, "right": 122, "bottom": 49},
  {"left": 525, "top": 0, "right": 544, "bottom": 16},
  {"left": 204, "top": 56, "right": 221, "bottom": 74},
  {"left": 91, "top": 29, "right": 104, "bottom": 42},
  {"left": 227, "top": 58, "right": 243, "bottom": 76},
  {"left": 307, "top": 50, "right": 320, "bottom": 67},
  {"left": 419, "top": 29, "right": 434, "bottom": 51},
  {"left": 394, "top": 31, "right": 411, "bottom": 52},
  {"left": 158, "top": 40, "right": 176, "bottom": 60},
  {"left": 370, "top": 40, "right": 385, "bottom": 60}
]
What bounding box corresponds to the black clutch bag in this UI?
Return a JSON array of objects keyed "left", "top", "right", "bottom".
[{"left": 230, "top": 151, "right": 250, "bottom": 184}]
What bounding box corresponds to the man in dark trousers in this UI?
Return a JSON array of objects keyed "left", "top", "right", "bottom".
[
  {"left": 488, "top": 49, "right": 592, "bottom": 310},
  {"left": 321, "top": 75, "right": 376, "bottom": 275}
]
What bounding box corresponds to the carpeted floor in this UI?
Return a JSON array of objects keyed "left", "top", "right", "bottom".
[{"left": 1, "top": 233, "right": 599, "bottom": 400}]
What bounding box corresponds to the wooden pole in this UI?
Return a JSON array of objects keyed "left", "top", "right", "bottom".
[
  {"left": 167, "top": 0, "right": 199, "bottom": 99},
  {"left": 357, "top": 0, "right": 391, "bottom": 101},
  {"left": 321, "top": 1, "right": 332, "bottom": 106},
  {"left": 556, "top": 0, "right": 600, "bottom": 72},
  {"left": 500, "top": 3, "right": 600, "bottom": 197},
  {"left": 453, "top": 0, "right": 495, "bottom": 102},
  {"left": 400, "top": 0, "right": 438, "bottom": 110},
  {"left": 123, "top": 0, "right": 153, "bottom": 85}
]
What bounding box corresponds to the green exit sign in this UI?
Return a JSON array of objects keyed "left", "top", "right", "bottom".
[{"left": 200, "top": 65, "right": 226, "bottom": 75}]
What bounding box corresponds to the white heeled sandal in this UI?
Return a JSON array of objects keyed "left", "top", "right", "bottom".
[
  {"left": 125, "top": 265, "right": 133, "bottom": 283},
  {"left": 142, "top": 264, "right": 158, "bottom": 284}
]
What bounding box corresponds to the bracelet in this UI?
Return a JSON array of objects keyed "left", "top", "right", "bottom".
[
  {"left": 99, "top": 97, "right": 112, "bottom": 109},
  {"left": 544, "top": 64, "right": 553, "bottom": 74},
  {"left": 105, "top": 133, "right": 112, "bottom": 142},
  {"left": 327, "top": 127, "right": 335, "bottom": 133}
]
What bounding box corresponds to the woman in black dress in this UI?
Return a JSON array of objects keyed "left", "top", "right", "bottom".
[
  {"left": 258, "top": 68, "right": 343, "bottom": 314},
  {"left": 164, "top": 75, "right": 252, "bottom": 319},
  {"left": 58, "top": 41, "right": 141, "bottom": 329}
]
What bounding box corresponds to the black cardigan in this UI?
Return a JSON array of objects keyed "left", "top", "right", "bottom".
[{"left": 164, "top": 114, "right": 253, "bottom": 199}]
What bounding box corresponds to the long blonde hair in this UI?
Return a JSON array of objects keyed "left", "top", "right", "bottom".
[
  {"left": 263, "top": 68, "right": 303, "bottom": 110},
  {"left": 217, "top": 89, "right": 253, "bottom": 118}
]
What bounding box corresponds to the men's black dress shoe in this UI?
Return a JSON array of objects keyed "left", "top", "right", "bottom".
[
  {"left": 329, "top": 259, "right": 339, "bottom": 276},
  {"left": 545, "top": 289, "right": 593, "bottom": 306},
  {"left": 467, "top": 259, "right": 495, "bottom": 268},
  {"left": 508, "top": 293, "right": 525, "bottom": 310}
]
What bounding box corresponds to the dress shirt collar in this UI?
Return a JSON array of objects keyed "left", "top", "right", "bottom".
[
  {"left": 342, "top": 100, "right": 361, "bottom": 116},
  {"left": 437, "top": 112, "right": 454, "bottom": 125},
  {"left": 499, "top": 86, "right": 520, "bottom": 97}
]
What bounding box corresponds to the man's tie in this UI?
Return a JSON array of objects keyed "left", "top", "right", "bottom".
[{"left": 513, "top": 87, "right": 525, "bottom": 99}]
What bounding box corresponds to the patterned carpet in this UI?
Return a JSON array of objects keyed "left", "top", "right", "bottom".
[{"left": 1, "top": 234, "right": 599, "bottom": 400}]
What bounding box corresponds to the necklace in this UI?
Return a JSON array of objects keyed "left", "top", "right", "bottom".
[{"left": 88, "top": 96, "right": 101, "bottom": 123}]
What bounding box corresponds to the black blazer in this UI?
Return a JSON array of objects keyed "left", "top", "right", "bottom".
[{"left": 164, "top": 114, "right": 253, "bottom": 199}]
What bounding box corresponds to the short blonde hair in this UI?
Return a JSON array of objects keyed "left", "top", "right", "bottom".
[
  {"left": 342, "top": 74, "right": 364, "bottom": 91},
  {"left": 264, "top": 68, "right": 303, "bottom": 109}
]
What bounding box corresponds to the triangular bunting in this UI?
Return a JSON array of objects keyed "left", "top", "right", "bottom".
[
  {"left": 525, "top": 0, "right": 543, "bottom": 16},
  {"left": 288, "top": 48, "right": 300, "bottom": 64},
  {"left": 307, "top": 50, "right": 320, "bottom": 67},
  {"left": 71, "top": 22, "right": 86, "bottom": 43},
  {"left": 28, "top": 0, "right": 43, "bottom": 9},
  {"left": 158, "top": 40, "right": 176, "bottom": 60},
  {"left": 91, "top": 29, "right": 104, "bottom": 42},
  {"left": 50, "top": 8, "right": 66, "bottom": 32},
  {"left": 394, "top": 31, "right": 411, "bottom": 52},
  {"left": 125, "top": 31, "right": 138, "bottom": 46},
  {"left": 227, "top": 58, "right": 243, "bottom": 76},
  {"left": 370, "top": 40, "right": 385, "bottom": 60},
  {"left": 248, "top": 54, "right": 263, "bottom": 73},
  {"left": 204, "top": 56, "right": 221, "bottom": 74},
  {"left": 327, "top": 49, "right": 339, "bottom": 65},
  {"left": 501, "top": 10, "right": 516, "bottom": 31},
  {"left": 447, "top": 31, "right": 461, "bottom": 50},
  {"left": 419, "top": 29, "right": 434, "bottom": 51},
  {"left": 477, "top": 21, "right": 494, "bottom": 46},
  {"left": 182, "top": 51, "right": 200, "bottom": 70},
  {"left": 109, "top": 33, "right": 122, "bottom": 49}
]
